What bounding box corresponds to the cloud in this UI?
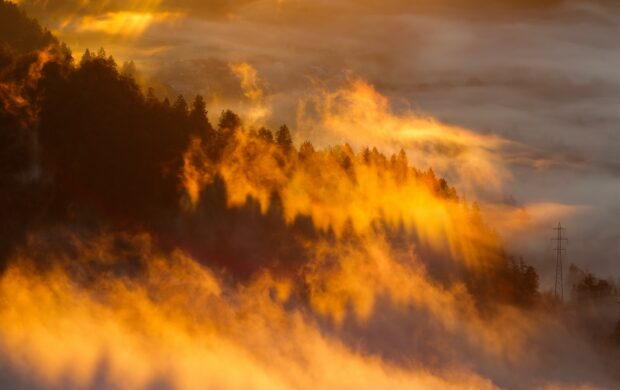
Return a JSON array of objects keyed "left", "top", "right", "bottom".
[
  {"left": 15, "top": 0, "right": 260, "bottom": 21},
  {"left": 70, "top": 11, "right": 180, "bottom": 37},
  {"left": 229, "top": 62, "right": 272, "bottom": 125},
  {"left": 296, "top": 77, "right": 510, "bottom": 195}
]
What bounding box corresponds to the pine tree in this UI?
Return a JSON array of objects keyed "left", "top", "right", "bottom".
[{"left": 276, "top": 124, "right": 293, "bottom": 150}]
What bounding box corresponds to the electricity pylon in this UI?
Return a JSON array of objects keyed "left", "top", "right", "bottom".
[{"left": 552, "top": 223, "right": 567, "bottom": 301}]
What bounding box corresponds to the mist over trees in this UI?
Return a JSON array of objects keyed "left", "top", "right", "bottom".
[
  {"left": 2, "top": 4, "right": 620, "bottom": 389},
  {"left": 0, "top": 1, "right": 540, "bottom": 311},
  {"left": 0, "top": 0, "right": 617, "bottom": 337}
]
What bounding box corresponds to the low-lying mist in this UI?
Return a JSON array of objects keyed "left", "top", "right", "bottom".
[{"left": 1, "top": 2, "right": 619, "bottom": 389}]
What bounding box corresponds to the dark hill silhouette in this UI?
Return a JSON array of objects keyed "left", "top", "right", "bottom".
[
  {"left": 0, "top": 0, "right": 56, "bottom": 54},
  {"left": 0, "top": 0, "right": 539, "bottom": 311}
]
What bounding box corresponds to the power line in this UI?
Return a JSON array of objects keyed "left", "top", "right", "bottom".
[{"left": 552, "top": 222, "right": 568, "bottom": 302}]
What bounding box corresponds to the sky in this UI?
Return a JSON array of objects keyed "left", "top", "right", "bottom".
[{"left": 16, "top": 0, "right": 620, "bottom": 286}]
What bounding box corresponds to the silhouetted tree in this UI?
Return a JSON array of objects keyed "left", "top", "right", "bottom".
[
  {"left": 361, "top": 147, "right": 371, "bottom": 164},
  {"left": 257, "top": 127, "right": 274, "bottom": 143},
  {"left": 276, "top": 124, "right": 293, "bottom": 150},
  {"left": 218, "top": 109, "right": 241, "bottom": 132},
  {"left": 299, "top": 141, "right": 315, "bottom": 160},
  {"left": 120, "top": 60, "right": 138, "bottom": 78},
  {"left": 206, "top": 109, "right": 241, "bottom": 161},
  {"left": 145, "top": 87, "right": 158, "bottom": 106},
  {"left": 96, "top": 47, "right": 107, "bottom": 59},
  {"left": 189, "top": 94, "right": 214, "bottom": 140},
  {"left": 173, "top": 95, "right": 188, "bottom": 115},
  {"left": 573, "top": 271, "right": 615, "bottom": 302},
  {"left": 80, "top": 49, "right": 92, "bottom": 65},
  {"left": 510, "top": 258, "right": 539, "bottom": 306}
]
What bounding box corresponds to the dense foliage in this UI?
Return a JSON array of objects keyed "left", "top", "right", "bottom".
[{"left": 0, "top": 0, "right": 541, "bottom": 312}]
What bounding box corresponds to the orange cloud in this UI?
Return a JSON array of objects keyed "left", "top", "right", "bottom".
[
  {"left": 71, "top": 11, "right": 180, "bottom": 37},
  {"left": 229, "top": 62, "right": 272, "bottom": 126},
  {"left": 297, "top": 78, "right": 511, "bottom": 195}
]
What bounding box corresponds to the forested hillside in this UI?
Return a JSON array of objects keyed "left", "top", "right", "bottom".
[{"left": 1, "top": 3, "right": 618, "bottom": 388}]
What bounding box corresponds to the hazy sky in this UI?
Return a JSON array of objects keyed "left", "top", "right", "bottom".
[{"left": 18, "top": 0, "right": 620, "bottom": 285}]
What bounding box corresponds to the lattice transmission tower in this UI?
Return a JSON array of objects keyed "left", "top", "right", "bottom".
[{"left": 552, "top": 223, "right": 567, "bottom": 301}]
